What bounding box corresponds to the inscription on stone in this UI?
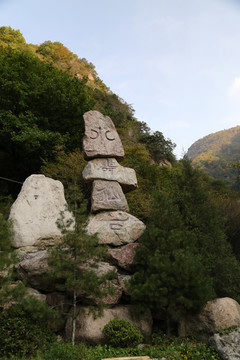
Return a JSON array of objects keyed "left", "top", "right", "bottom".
[
  {"left": 82, "top": 158, "right": 138, "bottom": 193},
  {"left": 87, "top": 211, "right": 146, "bottom": 246},
  {"left": 83, "top": 111, "right": 125, "bottom": 160},
  {"left": 91, "top": 180, "right": 129, "bottom": 213}
]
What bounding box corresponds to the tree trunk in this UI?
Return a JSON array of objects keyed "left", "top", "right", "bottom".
[
  {"left": 72, "top": 287, "right": 76, "bottom": 345},
  {"left": 166, "top": 310, "right": 171, "bottom": 337}
]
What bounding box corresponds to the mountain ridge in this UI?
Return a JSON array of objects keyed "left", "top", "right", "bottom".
[{"left": 187, "top": 125, "right": 240, "bottom": 189}]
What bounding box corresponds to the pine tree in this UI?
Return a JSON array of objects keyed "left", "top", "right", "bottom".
[
  {"left": 48, "top": 210, "right": 115, "bottom": 344},
  {"left": 129, "top": 190, "right": 214, "bottom": 336}
]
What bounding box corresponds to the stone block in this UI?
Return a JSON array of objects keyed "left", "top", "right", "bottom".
[
  {"left": 87, "top": 211, "right": 145, "bottom": 246},
  {"left": 91, "top": 180, "right": 129, "bottom": 213},
  {"left": 83, "top": 111, "right": 124, "bottom": 160},
  {"left": 82, "top": 158, "right": 137, "bottom": 193}
]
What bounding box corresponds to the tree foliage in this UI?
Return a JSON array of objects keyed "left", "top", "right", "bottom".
[
  {"left": 130, "top": 160, "right": 240, "bottom": 332},
  {"left": 0, "top": 26, "right": 25, "bottom": 45},
  {"left": 0, "top": 213, "right": 13, "bottom": 273},
  {"left": 0, "top": 47, "right": 95, "bottom": 195}
]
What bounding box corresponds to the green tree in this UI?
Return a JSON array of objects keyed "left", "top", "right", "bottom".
[
  {"left": 129, "top": 190, "right": 214, "bottom": 336},
  {"left": 0, "top": 26, "right": 25, "bottom": 45},
  {"left": 0, "top": 213, "right": 13, "bottom": 273},
  {"left": 0, "top": 47, "right": 95, "bottom": 196},
  {"left": 48, "top": 210, "right": 115, "bottom": 345},
  {"left": 139, "top": 130, "right": 176, "bottom": 163},
  {"left": 174, "top": 160, "right": 240, "bottom": 299}
]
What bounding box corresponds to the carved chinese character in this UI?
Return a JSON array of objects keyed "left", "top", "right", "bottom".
[
  {"left": 87, "top": 211, "right": 146, "bottom": 246},
  {"left": 91, "top": 180, "right": 129, "bottom": 213},
  {"left": 83, "top": 111, "right": 125, "bottom": 160},
  {"left": 82, "top": 158, "right": 138, "bottom": 193}
]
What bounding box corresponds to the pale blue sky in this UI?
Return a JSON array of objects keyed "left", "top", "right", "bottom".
[{"left": 1, "top": 0, "right": 240, "bottom": 157}]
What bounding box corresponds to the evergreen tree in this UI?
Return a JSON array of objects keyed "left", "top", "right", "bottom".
[
  {"left": 129, "top": 191, "right": 214, "bottom": 336},
  {"left": 175, "top": 160, "right": 240, "bottom": 299}
]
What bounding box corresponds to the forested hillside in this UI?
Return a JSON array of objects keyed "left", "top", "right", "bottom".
[
  {"left": 187, "top": 126, "right": 240, "bottom": 190},
  {"left": 0, "top": 26, "right": 175, "bottom": 198},
  {"left": 1, "top": 26, "right": 240, "bottom": 358}
]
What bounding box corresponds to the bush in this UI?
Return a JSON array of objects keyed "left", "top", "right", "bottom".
[
  {"left": 103, "top": 318, "right": 143, "bottom": 348},
  {"left": 0, "top": 298, "right": 56, "bottom": 357},
  {"left": 43, "top": 343, "right": 92, "bottom": 360}
]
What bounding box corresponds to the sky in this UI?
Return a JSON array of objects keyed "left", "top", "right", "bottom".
[{"left": 1, "top": 0, "right": 240, "bottom": 158}]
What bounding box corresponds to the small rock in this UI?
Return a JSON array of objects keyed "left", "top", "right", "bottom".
[{"left": 108, "top": 243, "right": 140, "bottom": 271}]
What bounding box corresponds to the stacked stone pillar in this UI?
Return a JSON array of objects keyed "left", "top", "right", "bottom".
[{"left": 82, "top": 110, "right": 145, "bottom": 250}]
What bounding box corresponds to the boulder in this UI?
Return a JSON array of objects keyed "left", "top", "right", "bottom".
[
  {"left": 9, "top": 174, "right": 74, "bottom": 248},
  {"left": 179, "top": 297, "right": 240, "bottom": 342},
  {"left": 93, "top": 280, "right": 122, "bottom": 305},
  {"left": 82, "top": 158, "right": 137, "bottom": 193},
  {"left": 82, "top": 261, "right": 117, "bottom": 278},
  {"left": 83, "top": 110, "right": 125, "bottom": 160},
  {"left": 91, "top": 180, "right": 129, "bottom": 213},
  {"left": 15, "top": 250, "right": 54, "bottom": 291},
  {"left": 87, "top": 211, "right": 146, "bottom": 246},
  {"left": 108, "top": 243, "right": 141, "bottom": 271},
  {"left": 65, "top": 305, "right": 152, "bottom": 343},
  {"left": 209, "top": 329, "right": 240, "bottom": 360}
]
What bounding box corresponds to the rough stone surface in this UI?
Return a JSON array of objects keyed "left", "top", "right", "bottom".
[
  {"left": 108, "top": 243, "right": 141, "bottom": 271},
  {"left": 15, "top": 250, "right": 54, "bottom": 291},
  {"left": 25, "top": 287, "right": 46, "bottom": 302},
  {"left": 83, "top": 110, "right": 125, "bottom": 160},
  {"left": 87, "top": 211, "right": 146, "bottom": 246},
  {"left": 9, "top": 174, "right": 74, "bottom": 248},
  {"left": 210, "top": 329, "right": 240, "bottom": 360},
  {"left": 118, "top": 274, "right": 132, "bottom": 296},
  {"left": 65, "top": 305, "right": 152, "bottom": 344},
  {"left": 158, "top": 159, "right": 172, "bottom": 167},
  {"left": 82, "top": 261, "right": 117, "bottom": 278},
  {"left": 82, "top": 158, "right": 137, "bottom": 193},
  {"left": 179, "top": 297, "right": 240, "bottom": 342},
  {"left": 91, "top": 180, "right": 129, "bottom": 213},
  {"left": 93, "top": 280, "right": 122, "bottom": 305}
]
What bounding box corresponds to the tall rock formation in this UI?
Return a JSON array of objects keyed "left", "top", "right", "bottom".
[
  {"left": 82, "top": 110, "right": 145, "bottom": 247},
  {"left": 65, "top": 110, "right": 151, "bottom": 343}
]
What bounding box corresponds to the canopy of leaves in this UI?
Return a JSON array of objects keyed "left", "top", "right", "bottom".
[
  {"left": 0, "top": 26, "right": 25, "bottom": 45},
  {"left": 0, "top": 46, "right": 95, "bottom": 195},
  {"left": 129, "top": 160, "right": 240, "bottom": 330}
]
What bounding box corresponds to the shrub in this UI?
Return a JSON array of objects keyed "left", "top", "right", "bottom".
[
  {"left": 103, "top": 318, "right": 143, "bottom": 348},
  {"left": 0, "top": 298, "right": 56, "bottom": 357}
]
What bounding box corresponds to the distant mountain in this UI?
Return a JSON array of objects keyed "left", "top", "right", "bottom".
[{"left": 187, "top": 126, "right": 240, "bottom": 190}]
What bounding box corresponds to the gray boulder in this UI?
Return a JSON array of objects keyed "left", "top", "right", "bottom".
[
  {"left": 82, "top": 158, "right": 137, "bottom": 193},
  {"left": 83, "top": 110, "right": 125, "bottom": 160},
  {"left": 9, "top": 174, "right": 74, "bottom": 248},
  {"left": 15, "top": 250, "right": 54, "bottom": 291},
  {"left": 179, "top": 297, "right": 240, "bottom": 342},
  {"left": 210, "top": 329, "right": 240, "bottom": 360}
]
